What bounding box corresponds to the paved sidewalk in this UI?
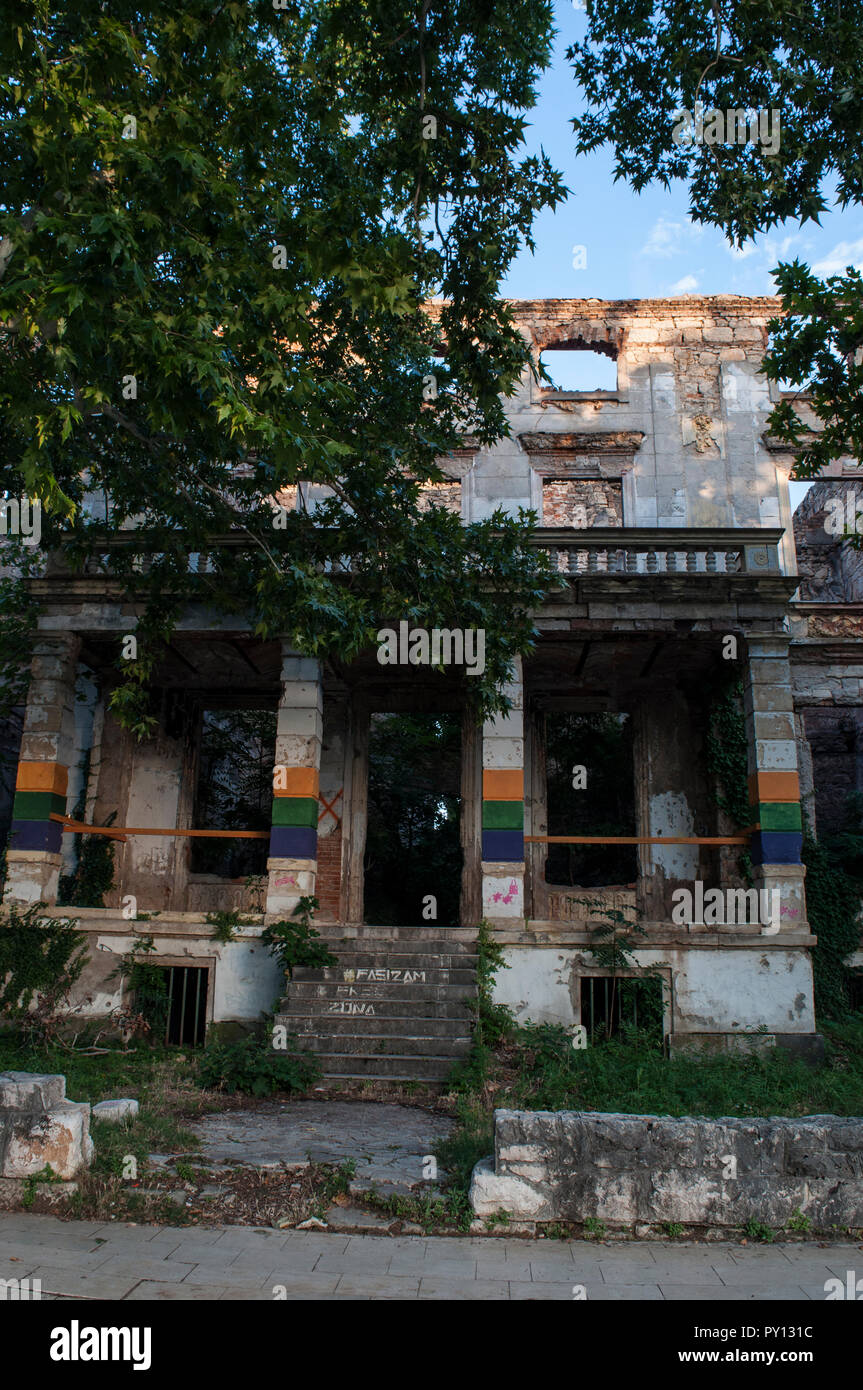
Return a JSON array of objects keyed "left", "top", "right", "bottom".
[{"left": 1, "top": 1214, "right": 860, "bottom": 1300}]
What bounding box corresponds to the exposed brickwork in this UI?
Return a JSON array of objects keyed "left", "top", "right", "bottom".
[
  {"left": 541, "top": 479, "right": 622, "bottom": 528},
  {"left": 316, "top": 827, "right": 342, "bottom": 919},
  {"left": 418, "top": 481, "right": 461, "bottom": 513}
]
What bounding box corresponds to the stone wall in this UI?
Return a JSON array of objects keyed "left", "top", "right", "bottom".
[{"left": 470, "top": 1108, "right": 863, "bottom": 1230}]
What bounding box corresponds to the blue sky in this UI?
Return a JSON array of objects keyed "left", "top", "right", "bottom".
[
  {"left": 503, "top": 2, "right": 863, "bottom": 304},
  {"left": 501, "top": 1, "right": 861, "bottom": 510}
]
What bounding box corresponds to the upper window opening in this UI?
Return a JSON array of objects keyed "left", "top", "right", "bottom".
[{"left": 539, "top": 347, "right": 618, "bottom": 393}]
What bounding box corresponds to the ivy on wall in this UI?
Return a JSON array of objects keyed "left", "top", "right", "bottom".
[{"left": 706, "top": 678, "right": 862, "bottom": 1020}]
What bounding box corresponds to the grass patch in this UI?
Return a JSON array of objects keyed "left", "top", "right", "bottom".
[
  {"left": 429, "top": 1014, "right": 863, "bottom": 1225},
  {"left": 447, "top": 1016, "right": 863, "bottom": 1119}
]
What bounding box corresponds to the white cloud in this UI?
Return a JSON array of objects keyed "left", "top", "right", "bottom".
[
  {"left": 667, "top": 273, "right": 700, "bottom": 294},
  {"left": 812, "top": 238, "right": 863, "bottom": 276},
  {"left": 640, "top": 216, "right": 704, "bottom": 258}
]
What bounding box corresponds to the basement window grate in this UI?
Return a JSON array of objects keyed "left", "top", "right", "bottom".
[
  {"left": 580, "top": 975, "right": 664, "bottom": 1045},
  {"left": 136, "top": 965, "right": 209, "bottom": 1047}
]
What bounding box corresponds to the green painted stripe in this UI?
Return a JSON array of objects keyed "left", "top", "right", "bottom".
[
  {"left": 271, "top": 796, "right": 318, "bottom": 828},
  {"left": 757, "top": 801, "right": 802, "bottom": 831},
  {"left": 11, "top": 790, "right": 66, "bottom": 822},
  {"left": 482, "top": 800, "right": 524, "bottom": 830}
]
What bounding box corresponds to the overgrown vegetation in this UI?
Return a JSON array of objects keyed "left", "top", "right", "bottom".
[
  {"left": 261, "top": 895, "right": 336, "bottom": 980},
  {"left": 705, "top": 680, "right": 863, "bottom": 1017},
  {"left": 803, "top": 817, "right": 863, "bottom": 1019},
  {"left": 206, "top": 909, "right": 257, "bottom": 944},
  {"left": 107, "top": 933, "right": 168, "bottom": 1042},
  {"left": 197, "top": 1034, "right": 319, "bottom": 1097},
  {"left": 448, "top": 1016, "right": 863, "bottom": 1118},
  {"left": 0, "top": 902, "right": 87, "bottom": 1041}
]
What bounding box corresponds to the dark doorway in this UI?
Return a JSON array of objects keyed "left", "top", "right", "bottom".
[
  {"left": 545, "top": 711, "right": 637, "bottom": 887},
  {"left": 364, "top": 712, "right": 462, "bottom": 926}
]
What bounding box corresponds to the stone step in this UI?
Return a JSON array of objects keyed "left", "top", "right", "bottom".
[
  {"left": 287, "top": 981, "right": 477, "bottom": 1003},
  {"left": 293, "top": 965, "right": 476, "bottom": 986},
  {"left": 318, "top": 927, "right": 478, "bottom": 947},
  {"left": 314, "top": 1053, "right": 459, "bottom": 1081},
  {"left": 295, "top": 1032, "right": 471, "bottom": 1058},
  {"left": 307, "top": 953, "right": 478, "bottom": 971},
  {"left": 282, "top": 1013, "right": 470, "bottom": 1038},
  {"left": 319, "top": 938, "right": 479, "bottom": 957},
  {"left": 279, "top": 995, "right": 474, "bottom": 1020}
]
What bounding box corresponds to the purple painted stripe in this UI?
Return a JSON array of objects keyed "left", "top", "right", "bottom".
[
  {"left": 750, "top": 831, "right": 803, "bottom": 866},
  {"left": 482, "top": 829, "right": 524, "bottom": 862},
  {"left": 269, "top": 825, "right": 318, "bottom": 859},
  {"left": 10, "top": 819, "right": 63, "bottom": 854}
]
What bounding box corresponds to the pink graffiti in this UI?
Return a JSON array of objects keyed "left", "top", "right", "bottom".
[
  {"left": 491, "top": 879, "right": 519, "bottom": 905},
  {"left": 274, "top": 875, "right": 299, "bottom": 887},
  {"left": 780, "top": 905, "right": 800, "bottom": 916}
]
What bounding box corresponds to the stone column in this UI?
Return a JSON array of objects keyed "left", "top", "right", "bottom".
[
  {"left": 481, "top": 658, "right": 525, "bottom": 925},
  {"left": 4, "top": 633, "right": 81, "bottom": 906},
  {"left": 265, "top": 650, "right": 323, "bottom": 918},
  {"left": 743, "top": 633, "right": 807, "bottom": 932}
]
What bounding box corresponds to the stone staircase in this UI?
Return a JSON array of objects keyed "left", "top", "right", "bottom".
[{"left": 275, "top": 926, "right": 478, "bottom": 1084}]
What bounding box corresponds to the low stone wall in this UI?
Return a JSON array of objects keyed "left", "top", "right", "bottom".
[
  {"left": 0, "top": 1072, "right": 94, "bottom": 1180},
  {"left": 469, "top": 1109, "right": 863, "bottom": 1231}
]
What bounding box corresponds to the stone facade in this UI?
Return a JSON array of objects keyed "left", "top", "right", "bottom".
[{"left": 1, "top": 295, "right": 845, "bottom": 1065}]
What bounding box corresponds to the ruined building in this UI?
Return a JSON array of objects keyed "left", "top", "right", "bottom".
[{"left": 4, "top": 296, "right": 860, "bottom": 1080}]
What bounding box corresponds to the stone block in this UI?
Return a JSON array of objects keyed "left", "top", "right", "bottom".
[
  {"left": 92, "top": 1099, "right": 140, "bottom": 1124},
  {"left": 471, "top": 1110, "right": 863, "bottom": 1230},
  {"left": 0, "top": 1072, "right": 67, "bottom": 1110},
  {"left": 0, "top": 1072, "right": 94, "bottom": 1181}
]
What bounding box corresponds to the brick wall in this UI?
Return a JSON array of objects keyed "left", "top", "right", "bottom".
[
  {"left": 316, "top": 827, "right": 342, "bottom": 919},
  {"left": 542, "top": 479, "right": 622, "bottom": 528}
]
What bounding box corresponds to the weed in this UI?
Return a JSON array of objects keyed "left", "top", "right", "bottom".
[{"left": 743, "top": 1219, "right": 775, "bottom": 1243}]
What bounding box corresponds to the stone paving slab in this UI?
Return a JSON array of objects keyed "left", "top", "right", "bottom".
[
  {"left": 187, "top": 1101, "right": 453, "bottom": 1191},
  {"left": 2, "top": 1214, "right": 860, "bottom": 1301}
]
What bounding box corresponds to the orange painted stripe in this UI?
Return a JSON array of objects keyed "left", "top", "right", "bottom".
[
  {"left": 525, "top": 834, "right": 750, "bottom": 845},
  {"left": 272, "top": 766, "right": 319, "bottom": 798},
  {"left": 748, "top": 771, "right": 800, "bottom": 804},
  {"left": 15, "top": 761, "right": 68, "bottom": 797},
  {"left": 482, "top": 769, "right": 524, "bottom": 801}
]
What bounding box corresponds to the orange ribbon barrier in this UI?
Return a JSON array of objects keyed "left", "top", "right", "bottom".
[
  {"left": 525, "top": 834, "right": 754, "bottom": 845},
  {"left": 49, "top": 814, "right": 269, "bottom": 841}
]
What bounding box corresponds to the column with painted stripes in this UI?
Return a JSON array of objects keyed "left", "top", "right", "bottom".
[
  {"left": 743, "top": 633, "right": 808, "bottom": 931},
  {"left": 481, "top": 658, "right": 526, "bottom": 923},
  {"left": 4, "top": 634, "right": 80, "bottom": 906},
  {"left": 265, "top": 651, "right": 323, "bottom": 917}
]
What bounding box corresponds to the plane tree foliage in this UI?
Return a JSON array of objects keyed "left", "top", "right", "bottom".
[
  {"left": 0, "top": 0, "right": 566, "bottom": 730},
  {"left": 567, "top": 0, "right": 863, "bottom": 477}
]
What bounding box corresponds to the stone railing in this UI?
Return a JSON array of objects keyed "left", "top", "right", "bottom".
[
  {"left": 531, "top": 527, "right": 784, "bottom": 578},
  {"left": 52, "top": 526, "right": 786, "bottom": 583}
]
